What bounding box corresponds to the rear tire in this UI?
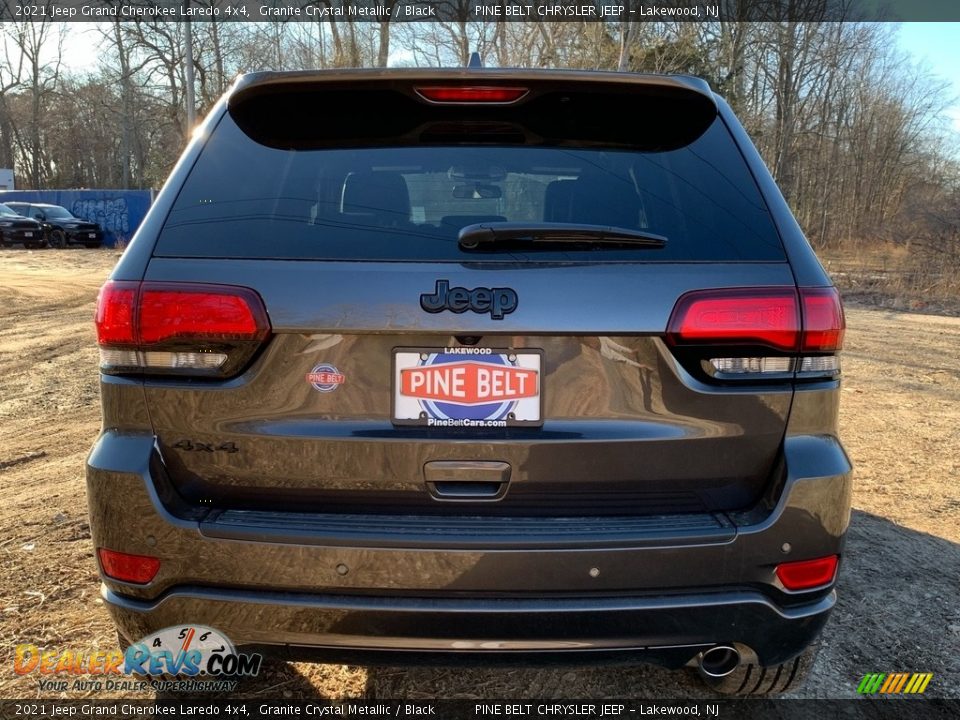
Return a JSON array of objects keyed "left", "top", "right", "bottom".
[{"left": 696, "top": 641, "right": 820, "bottom": 696}]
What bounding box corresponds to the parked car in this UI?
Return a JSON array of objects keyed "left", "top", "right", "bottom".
[
  {"left": 88, "top": 69, "right": 850, "bottom": 695},
  {"left": 4, "top": 202, "right": 102, "bottom": 248},
  {"left": 0, "top": 203, "right": 45, "bottom": 248}
]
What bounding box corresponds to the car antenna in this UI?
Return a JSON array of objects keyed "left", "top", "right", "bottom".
[{"left": 468, "top": 52, "right": 483, "bottom": 68}]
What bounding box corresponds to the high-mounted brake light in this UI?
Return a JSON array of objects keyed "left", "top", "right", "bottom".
[
  {"left": 776, "top": 555, "right": 838, "bottom": 591},
  {"left": 95, "top": 281, "right": 270, "bottom": 377},
  {"left": 97, "top": 548, "right": 161, "bottom": 584},
  {"left": 414, "top": 86, "right": 529, "bottom": 104}
]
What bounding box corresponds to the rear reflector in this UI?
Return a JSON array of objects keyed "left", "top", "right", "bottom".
[
  {"left": 95, "top": 281, "right": 269, "bottom": 376},
  {"left": 414, "top": 86, "right": 529, "bottom": 104},
  {"left": 97, "top": 548, "right": 161, "bottom": 584},
  {"left": 776, "top": 555, "right": 839, "bottom": 591},
  {"left": 667, "top": 288, "right": 800, "bottom": 351}
]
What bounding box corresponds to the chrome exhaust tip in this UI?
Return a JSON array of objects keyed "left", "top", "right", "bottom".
[{"left": 698, "top": 645, "right": 741, "bottom": 678}]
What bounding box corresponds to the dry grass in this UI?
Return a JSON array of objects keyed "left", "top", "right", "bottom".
[{"left": 822, "top": 240, "right": 960, "bottom": 316}]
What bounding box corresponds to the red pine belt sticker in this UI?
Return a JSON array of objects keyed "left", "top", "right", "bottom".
[
  {"left": 306, "top": 363, "right": 345, "bottom": 393},
  {"left": 401, "top": 362, "right": 538, "bottom": 404}
]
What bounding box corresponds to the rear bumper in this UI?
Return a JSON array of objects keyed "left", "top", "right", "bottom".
[
  {"left": 66, "top": 229, "right": 101, "bottom": 244},
  {"left": 2, "top": 229, "right": 43, "bottom": 243},
  {"left": 87, "top": 431, "right": 851, "bottom": 668},
  {"left": 103, "top": 584, "right": 833, "bottom": 668}
]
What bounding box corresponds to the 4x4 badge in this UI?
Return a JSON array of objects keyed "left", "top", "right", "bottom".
[{"left": 420, "top": 280, "right": 518, "bottom": 320}]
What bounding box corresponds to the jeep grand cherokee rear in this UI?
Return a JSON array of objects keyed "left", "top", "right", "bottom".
[{"left": 87, "top": 70, "right": 851, "bottom": 695}]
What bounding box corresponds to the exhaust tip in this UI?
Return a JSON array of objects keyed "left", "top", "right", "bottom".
[{"left": 698, "top": 645, "right": 741, "bottom": 678}]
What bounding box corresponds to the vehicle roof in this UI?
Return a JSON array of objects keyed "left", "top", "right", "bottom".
[
  {"left": 0, "top": 204, "right": 34, "bottom": 216},
  {"left": 9, "top": 202, "right": 68, "bottom": 209}
]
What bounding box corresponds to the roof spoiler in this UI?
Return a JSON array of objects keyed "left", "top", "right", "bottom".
[{"left": 227, "top": 70, "right": 718, "bottom": 152}]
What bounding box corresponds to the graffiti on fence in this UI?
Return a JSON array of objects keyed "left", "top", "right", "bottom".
[{"left": 71, "top": 198, "right": 131, "bottom": 241}]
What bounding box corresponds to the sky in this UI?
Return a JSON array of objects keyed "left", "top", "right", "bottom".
[
  {"left": 40, "top": 21, "right": 960, "bottom": 136},
  {"left": 897, "top": 23, "right": 960, "bottom": 133}
]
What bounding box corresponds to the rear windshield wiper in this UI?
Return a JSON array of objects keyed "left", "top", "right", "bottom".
[{"left": 458, "top": 222, "right": 667, "bottom": 251}]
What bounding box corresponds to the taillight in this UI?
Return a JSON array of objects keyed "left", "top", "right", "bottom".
[
  {"left": 138, "top": 287, "right": 265, "bottom": 344},
  {"left": 95, "top": 281, "right": 270, "bottom": 377},
  {"left": 414, "top": 86, "right": 529, "bottom": 104},
  {"left": 97, "top": 548, "right": 161, "bottom": 584},
  {"left": 667, "top": 288, "right": 800, "bottom": 351},
  {"left": 800, "top": 287, "right": 845, "bottom": 352},
  {"left": 667, "top": 286, "right": 845, "bottom": 380},
  {"left": 776, "top": 555, "right": 839, "bottom": 591},
  {"left": 94, "top": 282, "right": 137, "bottom": 345}
]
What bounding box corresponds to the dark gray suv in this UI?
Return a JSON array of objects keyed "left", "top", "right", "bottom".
[{"left": 87, "top": 69, "right": 850, "bottom": 695}]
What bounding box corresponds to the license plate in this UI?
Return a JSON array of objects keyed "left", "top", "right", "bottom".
[
  {"left": 393, "top": 348, "right": 542, "bottom": 427},
  {"left": 88, "top": 233, "right": 96, "bottom": 238},
  {"left": 23, "top": 232, "right": 32, "bottom": 238}
]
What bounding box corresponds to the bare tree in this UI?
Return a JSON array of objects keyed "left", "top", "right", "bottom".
[
  {"left": 0, "top": 19, "right": 26, "bottom": 171},
  {"left": 0, "top": 15, "right": 955, "bottom": 281},
  {"left": 2, "top": 12, "right": 65, "bottom": 188}
]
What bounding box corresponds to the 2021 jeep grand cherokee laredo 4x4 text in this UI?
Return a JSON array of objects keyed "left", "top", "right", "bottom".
[{"left": 87, "top": 69, "right": 850, "bottom": 695}]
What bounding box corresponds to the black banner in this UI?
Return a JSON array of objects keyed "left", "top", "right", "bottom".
[{"left": 2, "top": 700, "right": 960, "bottom": 720}]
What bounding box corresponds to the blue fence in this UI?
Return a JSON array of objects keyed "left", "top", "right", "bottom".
[{"left": 0, "top": 189, "right": 154, "bottom": 248}]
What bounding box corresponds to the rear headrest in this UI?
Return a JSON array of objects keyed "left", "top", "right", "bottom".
[
  {"left": 543, "top": 175, "right": 640, "bottom": 228},
  {"left": 543, "top": 180, "right": 576, "bottom": 223},
  {"left": 341, "top": 171, "right": 411, "bottom": 225}
]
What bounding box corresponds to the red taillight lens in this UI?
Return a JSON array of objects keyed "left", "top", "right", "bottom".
[
  {"left": 95, "top": 281, "right": 269, "bottom": 376},
  {"left": 95, "top": 281, "right": 138, "bottom": 346},
  {"left": 97, "top": 548, "right": 161, "bottom": 584},
  {"left": 138, "top": 286, "right": 267, "bottom": 345},
  {"left": 776, "top": 555, "right": 839, "bottom": 591},
  {"left": 414, "top": 86, "right": 529, "bottom": 104},
  {"left": 800, "top": 287, "right": 845, "bottom": 352},
  {"left": 667, "top": 288, "right": 801, "bottom": 351}
]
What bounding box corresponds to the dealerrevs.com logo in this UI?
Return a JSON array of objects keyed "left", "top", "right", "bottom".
[{"left": 14, "top": 625, "right": 261, "bottom": 693}]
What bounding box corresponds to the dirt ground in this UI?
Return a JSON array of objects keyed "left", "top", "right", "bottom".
[{"left": 0, "top": 248, "right": 958, "bottom": 701}]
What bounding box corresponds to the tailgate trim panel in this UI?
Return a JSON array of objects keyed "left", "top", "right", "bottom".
[{"left": 200, "top": 509, "right": 734, "bottom": 549}]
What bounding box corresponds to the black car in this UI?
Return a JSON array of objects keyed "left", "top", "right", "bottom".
[
  {"left": 88, "top": 69, "right": 850, "bottom": 696},
  {"left": 0, "top": 203, "right": 45, "bottom": 248},
  {"left": 4, "top": 202, "right": 102, "bottom": 248}
]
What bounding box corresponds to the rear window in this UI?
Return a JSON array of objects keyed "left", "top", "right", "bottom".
[{"left": 156, "top": 111, "right": 785, "bottom": 263}]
